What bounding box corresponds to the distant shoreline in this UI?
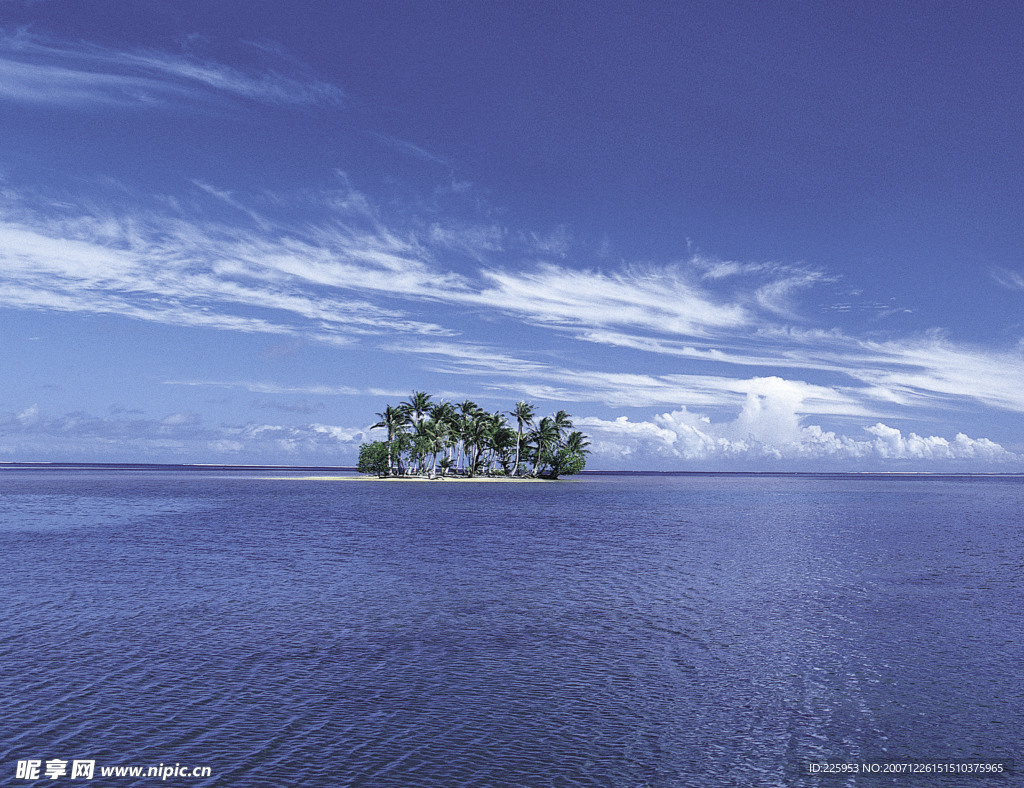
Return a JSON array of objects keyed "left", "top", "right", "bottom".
[
  {"left": 266, "top": 475, "right": 548, "bottom": 483},
  {"left": 1, "top": 462, "right": 1021, "bottom": 479}
]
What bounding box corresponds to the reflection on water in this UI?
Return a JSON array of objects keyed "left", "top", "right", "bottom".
[{"left": 1, "top": 472, "right": 1021, "bottom": 786}]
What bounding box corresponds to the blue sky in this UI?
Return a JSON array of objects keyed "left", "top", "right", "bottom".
[{"left": 1, "top": 1, "right": 1023, "bottom": 470}]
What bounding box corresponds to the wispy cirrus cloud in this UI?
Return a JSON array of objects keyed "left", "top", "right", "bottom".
[
  {"left": 399, "top": 340, "right": 884, "bottom": 417},
  {"left": 849, "top": 337, "right": 1024, "bottom": 414},
  {"left": 0, "top": 180, "right": 779, "bottom": 353},
  {"left": 371, "top": 133, "right": 450, "bottom": 166},
  {"left": 2, "top": 176, "right": 1022, "bottom": 447},
  {"left": 163, "top": 379, "right": 406, "bottom": 399},
  {"left": 0, "top": 28, "right": 344, "bottom": 107},
  {"left": 0, "top": 189, "right": 456, "bottom": 343},
  {"left": 579, "top": 326, "right": 1024, "bottom": 416},
  {"left": 991, "top": 266, "right": 1024, "bottom": 291},
  {"left": 473, "top": 263, "right": 749, "bottom": 336},
  {"left": 755, "top": 269, "right": 832, "bottom": 318}
]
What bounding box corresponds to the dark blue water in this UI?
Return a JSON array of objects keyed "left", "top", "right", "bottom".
[{"left": 1, "top": 471, "right": 1021, "bottom": 786}]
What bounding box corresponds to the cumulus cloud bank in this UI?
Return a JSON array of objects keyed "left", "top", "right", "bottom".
[
  {"left": 0, "top": 405, "right": 371, "bottom": 464},
  {"left": 578, "top": 386, "right": 1017, "bottom": 468}
]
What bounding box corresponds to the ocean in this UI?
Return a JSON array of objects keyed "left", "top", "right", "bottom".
[{"left": 1, "top": 469, "right": 1021, "bottom": 786}]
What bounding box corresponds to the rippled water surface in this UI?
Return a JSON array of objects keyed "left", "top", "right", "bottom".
[{"left": 1, "top": 471, "right": 1022, "bottom": 786}]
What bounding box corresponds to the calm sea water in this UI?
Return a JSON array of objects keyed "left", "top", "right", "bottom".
[{"left": 1, "top": 471, "right": 1021, "bottom": 787}]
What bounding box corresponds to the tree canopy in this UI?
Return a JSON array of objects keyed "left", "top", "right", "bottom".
[{"left": 361, "top": 393, "right": 589, "bottom": 479}]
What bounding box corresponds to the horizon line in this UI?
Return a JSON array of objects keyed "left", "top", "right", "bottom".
[{"left": 1, "top": 462, "right": 1022, "bottom": 478}]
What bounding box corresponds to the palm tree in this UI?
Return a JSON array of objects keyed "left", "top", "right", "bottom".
[
  {"left": 372, "top": 404, "right": 406, "bottom": 442},
  {"left": 430, "top": 402, "right": 459, "bottom": 473},
  {"left": 491, "top": 423, "right": 518, "bottom": 474},
  {"left": 359, "top": 396, "right": 589, "bottom": 480},
  {"left": 528, "top": 416, "right": 559, "bottom": 477},
  {"left": 401, "top": 391, "right": 433, "bottom": 428},
  {"left": 563, "top": 430, "right": 591, "bottom": 455},
  {"left": 430, "top": 400, "right": 456, "bottom": 425},
  {"left": 463, "top": 410, "right": 496, "bottom": 477},
  {"left": 552, "top": 409, "right": 573, "bottom": 439},
  {"left": 394, "top": 432, "right": 413, "bottom": 475},
  {"left": 509, "top": 401, "right": 535, "bottom": 476},
  {"left": 372, "top": 404, "right": 410, "bottom": 475},
  {"left": 413, "top": 418, "right": 446, "bottom": 476},
  {"left": 480, "top": 412, "right": 510, "bottom": 474},
  {"left": 455, "top": 400, "right": 480, "bottom": 474},
  {"left": 547, "top": 430, "right": 591, "bottom": 478}
]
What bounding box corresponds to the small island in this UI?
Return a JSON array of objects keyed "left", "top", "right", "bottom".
[{"left": 357, "top": 392, "right": 590, "bottom": 480}]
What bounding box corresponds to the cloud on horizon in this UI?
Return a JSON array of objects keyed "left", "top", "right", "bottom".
[
  {"left": 579, "top": 409, "right": 1016, "bottom": 467},
  {"left": 2, "top": 399, "right": 1015, "bottom": 470},
  {"left": 0, "top": 403, "right": 372, "bottom": 463}
]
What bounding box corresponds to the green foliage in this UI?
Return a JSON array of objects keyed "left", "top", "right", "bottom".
[
  {"left": 365, "top": 392, "right": 589, "bottom": 479},
  {"left": 357, "top": 441, "right": 391, "bottom": 475},
  {"left": 548, "top": 448, "right": 586, "bottom": 478}
]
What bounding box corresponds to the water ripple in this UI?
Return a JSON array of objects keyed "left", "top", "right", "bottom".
[{"left": 1, "top": 472, "right": 1021, "bottom": 785}]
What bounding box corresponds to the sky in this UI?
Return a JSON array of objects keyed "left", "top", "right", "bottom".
[{"left": 1, "top": 0, "right": 1023, "bottom": 470}]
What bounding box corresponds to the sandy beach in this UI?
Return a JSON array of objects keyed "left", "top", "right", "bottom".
[{"left": 266, "top": 475, "right": 549, "bottom": 482}]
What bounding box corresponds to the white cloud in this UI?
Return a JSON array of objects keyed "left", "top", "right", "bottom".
[
  {"left": 0, "top": 29, "right": 345, "bottom": 107},
  {"left": 853, "top": 338, "right": 1024, "bottom": 414},
  {"left": 16, "top": 404, "right": 40, "bottom": 426},
  {"left": 520, "top": 225, "right": 572, "bottom": 257},
  {"left": 862, "top": 423, "right": 1011, "bottom": 461},
  {"left": 0, "top": 57, "right": 164, "bottom": 106},
  {"left": 0, "top": 197, "right": 456, "bottom": 343},
  {"left": 160, "top": 412, "right": 201, "bottom": 427},
  {"left": 164, "top": 379, "right": 406, "bottom": 398},
  {"left": 571, "top": 370, "right": 1017, "bottom": 467},
  {"left": 474, "top": 263, "right": 749, "bottom": 336},
  {"left": 991, "top": 266, "right": 1024, "bottom": 291},
  {"left": 403, "top": 341, "right": 888, "bottom": 419},
  {"left": 2, "top": 172, "right": 1023, "bottom": 452},
  {"left": 755, "top": 270, "right": 830, "bottom": 318},
  {"left": 208, "top": 439, "right": 243, "bottom": 453},
  {"left": 428, "top": 222, "right": 504, "bottom": 260},
  {"left": 580, "top": 326, "right": 1024, "bottom": 418},
  {"left": 0, "top": 404, "right": 369, "bottom": 463},
  {"left": 309, "top": 424, "right": 366, "bottom": 443},
  {"left": 0, "top": 181, "right": 849, "bottom": 365},
  {"left": 579, "top": 406, "right": 1016, "bottom": 466},
  {"left": 372, "top": 133, "right": 449, "bottom": 166}
]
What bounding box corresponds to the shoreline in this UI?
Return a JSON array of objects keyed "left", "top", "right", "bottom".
[{"left": 265, "top": 475, "right": 550, "bottom": 482}]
